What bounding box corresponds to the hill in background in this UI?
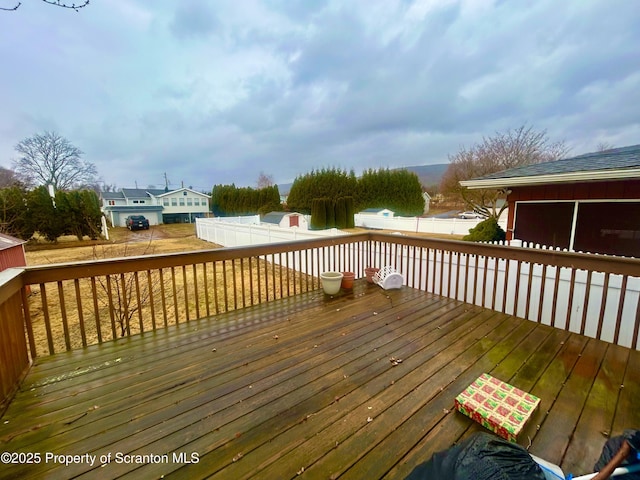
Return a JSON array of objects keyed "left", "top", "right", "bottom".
[
  {"left": 401, "top": 164, "right": 448, "bottom": 190},
  {"left": 278, "top": 163, "right": 448, "bottom": 195}
]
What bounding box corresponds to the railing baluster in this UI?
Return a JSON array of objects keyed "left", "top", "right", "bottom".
[
  {"left": 580, "top": 270, "right": 592, "bottom": 336},
  {"left": 241, "top": 258, "right": 247, "bottom": 308},
  {"left": 192, "top": 264, "right": 200, "bottom": 319},
  {"left": 501, "top": 258, "right": 510, "bottom": 314},
  {"left": 278, "top": 253, "right": 283, "bottom": 299},
  {"left": 596, "top": 273, "right": 611, "bottom": 340},
  {"left": 74, "top": 279, "right": 87, "bottom": 347},
  {"left": 120, "top": 273, "right": 130, "bottom": 336},
  {"left": 182, "top": 266, "right": 190, "bottom": 321},
  {"left": 159, "top": 268, "right": 169, "bottom": 327},
  {"left": 491, "top": 257, "right": 498, "bottom": 311},
  {"left": 255, "top": 257, "right": 261, "bottom": 305},
  {"left": 90, "top": 277, "right": 102, "bottom": 344},
  {"left": 105, "top": 276, "right": 117, "bottom": 340},
  {"left": 134, "top": 272, "right": 143, "bottom": 333},
  {"left": 147, "top": 270, "right": 157, "bottom": 330},
  {"left": 248, "top": 257, "right": 254, "bottom": 306},
  {"left": 56, "top": 281, "right": 71, "bottom": 351},
  {"left": 524, "top": 262, "right": 533, "bottom": 321},
  {"left": 262, "top": 255, "right": 268, "bottom": 301},
  {"left": 537, "top": 265, "right": 548, "bottom": 324},
  {"left": 171, "top": 267, "right": 179, "bottom": 323},
  {"left": 550, "top": 266, "right": 561, "bottom": 328},
  {"left": 232, "top": 259, "right": 238, "bottom": 310},
  {"left": 613, "top": 275, "right": 628, "bottom": 345},
  {"left": 632, "top": 296, "right": 640, "bottom": 349},
  {"left": 222, "top": 260, "right": 229, "bottom": 311},
  {"left": 564, "top": 268, "right": 577, "bottom": 331},
  {"left": 513, "top": 260, "right": 522, "bottom": 317},
  {"left": 212, "top": 262, "right": 220, "bottom": 315}
]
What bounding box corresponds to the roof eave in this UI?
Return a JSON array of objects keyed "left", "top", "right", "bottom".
[{"left": 460, "top": 168, "right": 640, "bottom": 190}]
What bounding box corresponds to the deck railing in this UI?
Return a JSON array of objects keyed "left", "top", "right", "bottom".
[{"left": 1, "top": 232, "right": 639, "bottom": 412}]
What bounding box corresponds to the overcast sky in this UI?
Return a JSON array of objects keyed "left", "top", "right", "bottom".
[{"left": 1, "top": 0, "right": 638, "bottom": 192}]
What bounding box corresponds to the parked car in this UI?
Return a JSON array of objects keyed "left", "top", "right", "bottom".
[
  {"left": 458, "top": 211, "right": 481, "bottom": 219},
  {"left": 125, "top": 215, "right": 150, "bottom": 230}
]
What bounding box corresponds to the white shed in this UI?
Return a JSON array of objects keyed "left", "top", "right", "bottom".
[
  {"left": 262, "top": 212, "right": 309, "bottom": 229},
  {"left": 359, "top": 208, "right": 395, "bottom": 218}
]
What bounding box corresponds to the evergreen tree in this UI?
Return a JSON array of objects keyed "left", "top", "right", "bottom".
[
  {"left": 344, "top": 196, "right": 355, "bottom": 228},
  {"left": 0, "top": 185, "right": 32, "bottom": 239},
  {"left": 287, "top": 168, "right": 357, "bottom": 213},
  {"left": 356, "top": 168, "right": 424, "bottom": 216},
  {"left": 335, "top": 197, "right": 347, "bottom": 229},
  {"left": 310, "top": 198, "right": 326, "bottom": 230},
  {"left": 325, "top": 197, "right": 336, "bottom": 228},
  {"left": 27, "top": 186, "right": 64, "bottom": 241}
]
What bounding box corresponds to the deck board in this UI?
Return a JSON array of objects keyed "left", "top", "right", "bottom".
[{"left": 0, "top": 281, "right": 636, "bottom": 479}]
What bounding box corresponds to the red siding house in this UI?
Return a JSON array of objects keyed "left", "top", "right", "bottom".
[
  {"left": 460, "top": 144, "right": 640, "bottom": 257},
  {"left": 0, "top": 233, "right": 27, "bottom": 271}
]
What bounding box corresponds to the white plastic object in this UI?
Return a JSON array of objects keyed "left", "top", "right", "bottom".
[{"left": 372, "top": 265, "right": 404, "bottom": 290}]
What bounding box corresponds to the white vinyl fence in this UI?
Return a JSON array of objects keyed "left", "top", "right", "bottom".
[
  {"left": 197, "top": 219, "right": 640, "bottom": 349},
  {"left": 354, "top": 214, "right": 508, "bottom": 235},
  {"left": 196, "top": 217, "right": 344, "bottom": 247}
]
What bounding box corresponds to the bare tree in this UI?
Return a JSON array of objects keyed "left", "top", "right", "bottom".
[
  {"left": 1, "top": 0, "right": 89, "bottom": 12},
  {"left": 93, "top": 240, "right": 172, "bottom": 337},
  {"left": 257, "top": 171, "right": 274, "bottom": 189},
  {"left": 441, "top": 125, "right": 569, "bottom": 218},
  {"left": 595, "top": 142, "right": 615, "bottom": 152},
  {"left": 13, "top": 131, "right": 98, "bottom": 190},
  {"left": 0, "top": 166, "right": 21, "bottom": 188}
]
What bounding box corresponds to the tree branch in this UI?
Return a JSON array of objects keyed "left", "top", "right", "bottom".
[
  {"left": 0, "top": 2, "right": 20, "bottom": 11},
  {"left": 1, "top": 0, "right": 89, "bottom": 12}
]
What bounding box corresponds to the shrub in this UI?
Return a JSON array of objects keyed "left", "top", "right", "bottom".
[{"left": 463, "top": 217, "right": 506, "bottom": 242}]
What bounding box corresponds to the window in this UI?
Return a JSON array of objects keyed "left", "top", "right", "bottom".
[
  {"left": 108, "top": 200, "right": 115, "bottom": 206},
  {"left": 514, "top": 202, "right": 573, "bottom": 249},
  {"left": 194, "top": 198, "right": 199, "bottom": 206},
  {"left": 574, "top": 202, "right": 640, "bottom": 257},
  {"left": 163, "top": 198, "right": 169, "bottom": 206},
  {"left": 179, "top": 198, "right": 185, "bottom": 206},
  {"left": 171, "top": 198, "right": 177, "bottom": 206},
  {"left": 187, "top": 198, "right": 193, "bottom": 206}
]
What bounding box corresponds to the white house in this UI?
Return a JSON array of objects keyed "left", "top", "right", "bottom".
[
  {"left": 422, "top": 192, "right": 431, "bottom": 214},
  {"left": 101, "top": 188, "right": 211, "bottom": 227}
]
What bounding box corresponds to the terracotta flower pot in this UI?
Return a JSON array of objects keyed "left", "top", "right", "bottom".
[
  {"left": 364, "top": 267, "right": 380, "bottom": 284},
  {"left": 341, "top": 272, "right": 355, "bottom": 290}
]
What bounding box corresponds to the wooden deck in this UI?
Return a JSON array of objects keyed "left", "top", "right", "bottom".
[{"left": 1, "top": 281, "right": 638, "bottom": 479}]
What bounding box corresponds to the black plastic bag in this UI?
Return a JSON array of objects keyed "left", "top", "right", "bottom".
[{"left": 406, "top": 432, "right": 545, "bottom": 480}]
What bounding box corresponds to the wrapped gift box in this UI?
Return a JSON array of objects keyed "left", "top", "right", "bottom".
[{"left": 454, "top": 373, "right": 540, "bottom": 442}]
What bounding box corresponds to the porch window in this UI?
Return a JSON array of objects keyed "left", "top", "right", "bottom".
[
  {"left": 574, "top": 202, "right": 640, "bottom": 257},
  {"left": 513, "top": 202, "right": 573, "bottom": 249}
]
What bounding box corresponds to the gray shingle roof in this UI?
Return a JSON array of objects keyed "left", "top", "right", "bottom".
[
  {"left": 100, "top": 191, "right": 125, "bottom": 200},
  {"left": 475, "top": 144, "right": 640, "bottom": 181}
]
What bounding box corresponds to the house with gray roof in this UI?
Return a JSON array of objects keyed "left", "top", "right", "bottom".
[
  {"left": 460, "top": 144, "right": 640, "bottom": 256},
  {"left": 101, "top": 188, "right": 211, "bottom": 227}
]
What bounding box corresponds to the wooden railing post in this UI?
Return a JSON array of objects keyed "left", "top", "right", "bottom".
[{"left": 0, "top": 269, "right": 31, "bottom": 415}]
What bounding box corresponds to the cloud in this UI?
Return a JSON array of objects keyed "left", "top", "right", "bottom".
[
  {"left": 169, "top": 2, "right": 218, "bottom": 39},
  {"left": 0, "top": 0, "right": 639, "bottom": 189}
]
